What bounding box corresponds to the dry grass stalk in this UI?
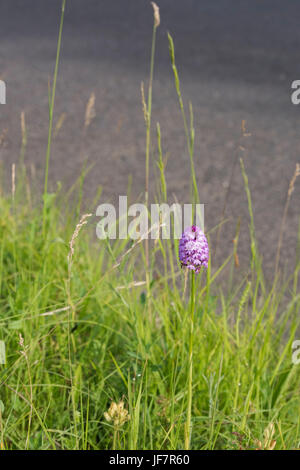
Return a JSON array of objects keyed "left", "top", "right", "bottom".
[
  {"left": 54, "top": 112, "right": 67, "bottom": 138},
  {"left": 241, "top": 119, "right": 251, "bottom": 137},
  {"left": 275, "top": 163, "right": 300, "bottom": 276},
  {"left": 116, "top": 280, "right": 146, "bottom": 290},
  {"left": 68, "top": 213, "right": 92, "bottom": 271},
  {"left": 233, "top": 237, "right": 239, "bottom": 267},
  {"left": 256, "top": 422, "right": 276, "bottom": 450},
  {"left": 140, "top": 81, "right": 148, "bottom": 124},
  {"left": 288, "top": 163, "right": 300, "bottom": 198},
  {"left": 18, "top": 333, "right": 25, "bottom": 351},
  {"left": 0, "top": 128, "right": 8, "bottom": 148},
  {"left": 84, "top": 92, "right": 96, "bottom": 132},
  {"left": 151, "top": 2, "right": 160, "bottom": 28},
  {"left": 39, "top": 305, "right": 70, "bottom": 317},
  {"left": 21, "top": 111, "right": 26, "bottom": 147}
]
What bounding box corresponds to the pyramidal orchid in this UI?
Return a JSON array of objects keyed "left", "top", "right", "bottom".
[{"left": 179, "top": 225, "right": 209, "bottom": 272}]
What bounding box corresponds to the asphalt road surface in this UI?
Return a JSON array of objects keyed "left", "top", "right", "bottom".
[{"left": 1, "top": 0, "right": 300, "bottom": 278}]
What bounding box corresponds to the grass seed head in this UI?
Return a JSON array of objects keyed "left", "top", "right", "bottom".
[
  {"left": 68, "top": 213, "right": 92, "bottom": 267},
  {"left": 151, "top": 2, "right": 160, "bottom": 28}
]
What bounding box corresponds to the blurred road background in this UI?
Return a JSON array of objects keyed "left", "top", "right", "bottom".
[{"left": 1, "top": 0, "right": 300, "bottom": 277}]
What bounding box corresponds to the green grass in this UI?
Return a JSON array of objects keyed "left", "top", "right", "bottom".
[
  {"left": 0, "top": 1, "right": 300, "bottom": 451},
  {"left": 0, "top": 176, "right": 300, "bottom": 451}
]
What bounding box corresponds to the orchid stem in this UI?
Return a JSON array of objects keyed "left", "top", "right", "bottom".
[{"left": 185, "top": 270, "right": 195, "bottom": 449}]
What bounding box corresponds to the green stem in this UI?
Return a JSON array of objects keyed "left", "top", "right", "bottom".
[
  {"left": 185, "top": 270, "right": 195, "bottom": 449},
  {"left": 145, "top": 21, "right": 157, "bottom": 321},
  {"left": 43, "top": 0, "right": 66, "bottom": 235},
  {"left": 113, "top": 428, "right": 118, "bottom": 450},
  {"left": 168, "top": 34, "right": 199, "bottom": 215}
]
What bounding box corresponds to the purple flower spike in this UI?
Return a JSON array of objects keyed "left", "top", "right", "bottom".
[{"left": 179, "top": 225, "right": 209, "bottom": 273}]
